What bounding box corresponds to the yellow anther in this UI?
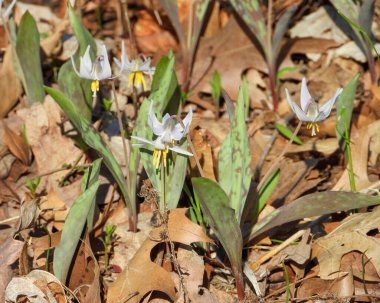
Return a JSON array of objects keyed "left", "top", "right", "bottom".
[
  {"left": 307, "top": 122, "right": 312, "bottom": 129},
  {"left": 128, "top": 71, "right": 146, "bottom": 91},
  {"left": 91, "top": 80, "right": 99, "bottom": 96},
  {"left": 316, "top": 123, "right": 320, "bottom": 133},
  {"left": 163, "top": 150, "right": 168, "bottom": 167}
]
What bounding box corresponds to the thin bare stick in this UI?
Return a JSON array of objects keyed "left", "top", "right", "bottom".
[
  {"left": 111, "top": 81, "right": 131, "bottom": 193},
  {"left": 120, "top": 0, "right": 136, "bottom": 59},
  {"left": 250, "top": 229, "right": 306, "bottom": 271},
  {"left": 257, "top": 121, "right": 302, "bottom": 191}
]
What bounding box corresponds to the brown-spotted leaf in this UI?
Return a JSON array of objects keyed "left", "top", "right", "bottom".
[{"left": 2, "top": 122, "right": 30, "bottom": 165}]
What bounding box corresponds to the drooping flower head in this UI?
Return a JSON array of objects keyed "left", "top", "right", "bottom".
[
  {"left": 132, "top": 102, "right": 193, "bottom": 169},
  {"left": 0, "top": 0, "right": 16, "bottom": 22},
  {"left": 114, "top": 43, "right": 155, "bottom": 92},
  {"left": 71, "top": 44, "right": 122, "bottom": 97},
  {"left": 285, "top": 78, "right": 343, "bottom": 136}
]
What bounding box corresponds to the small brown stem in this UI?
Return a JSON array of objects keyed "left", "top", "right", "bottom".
[
  {"left": 257, "top": 121, "right": 302, "bottom": 191},
  {"left": 120, "top": 0, "right": 136, "bottom": 59}
]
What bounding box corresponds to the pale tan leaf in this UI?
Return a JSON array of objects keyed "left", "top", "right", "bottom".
[{"left": 2, "top": 122, "right": 30, "bottom": 165}]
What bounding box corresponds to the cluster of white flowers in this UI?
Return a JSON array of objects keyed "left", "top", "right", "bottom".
[{"left": 71, "top": 42, "right": 155, "bottom": 97}]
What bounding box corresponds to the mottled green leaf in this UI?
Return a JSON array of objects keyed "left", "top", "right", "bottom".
[
  {"left": 218, "top": 86, "right": 252, "bottom": 222},
  {"left": 44, "top": 86, "right": 135, "bottom": 224},
  {"left": 191, "top": 0, "right": 210, "bottom": 52},
  {"left": 335, "top": 73, "right": 359, "bottom": 149},
  {"left": 275, "top": 122, "right": 303, "bottom": 145},
  {"left": 249, "top": 191, "right": 380, "bottom": 242},
  {"left": 159, "top": 0, "right": 185, "bottom": 46},
  {"left": 81, "top": 158, "right": 102, "bottom": 231},
  {"left": 192, "top": 177, "right": 243, "bottom": 291},
  {"left": 229, "top": 0, "right": 268, "bottom": 57},
  {"left": 358, "top": 0, "right": 375, "bottom": 35},
  {"left": 53, "top": 179, "right": 100, "bottom": 283},
  {"left": 16, "top": 11, "right": 45, "bottom": 104}
]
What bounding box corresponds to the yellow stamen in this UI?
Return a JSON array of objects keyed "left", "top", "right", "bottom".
[
  {"left": 91, "top": 80, "right": 99, "bottom": 97},
  {"left": 315, "top": 123, "right": 320, "bottom": 133},
  {"left": 307, "top": 122, "right": 312, "bottom": 129},
  {"left": 128, "top": 71, "right": 146, "bottom": 91},
  {"left": 163, "top": 150, "right": 167, "bottom": 167}
]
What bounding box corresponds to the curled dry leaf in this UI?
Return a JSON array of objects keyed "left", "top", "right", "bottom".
[
  {"left": 0, "top": 237, "right": 25, "bottom": 267},
  {"left": 15, "top": 198, "right": 40, "bottom": 233},
  {"left": 312, "top": 206, "right": 380, "bottom": 279},
  {"left": 0, "top": 46, "right": 22, "bottom": 118},
  {"left": 5, "top": 270, "right": 66, "bottom": 303},
  {"left": 2, "top": 122, "right": 31, "bottom": 166},
  {"left": 107, "top": 208, "right": 211, "bottom": 303}
]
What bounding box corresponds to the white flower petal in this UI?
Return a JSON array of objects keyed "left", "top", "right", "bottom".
[
  {"left": 169, "top": 145, "right": 193, "bottom": 156},
  {"left": 171, "top": 127, "right": 185, "bottom": 141},
  {"left": 285, "top": 88, "right": 312, "bottom": 122},
  {"left": 97, "top": 45, "right": 112, "bottom": 79},
  {"left": 148, "top": 102, "right": 164, "bottom": 135},
  {"left": 318, "top": 88, "right": 343, "bottom": 118},
  {"left": 300, "top": 77, "right": 313, "bottom": 112},
  {"left": 131, "top": 136, "right": 155, "bottom": 147},
  {"left": 162, "top": 113, "right": 171, "bottom": 125},
  {"left": 79, "top": 45, "right": 93, "bottom": 79},
  {"left": 2, "top": 0, "right": 16, "bottom": 18},
  {"left": 70, "top": 55, "right": 83, "bottom": 78},
  {"left": 181, "top": 107, "right": 193, "bottom": 134}
]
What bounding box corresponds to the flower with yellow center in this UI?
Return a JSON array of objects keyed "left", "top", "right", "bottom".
[
  {"left": 285, "top": 78, "right": 343, "bottom": 136},
  {"left": 71, "top": 44, "right": 123, "bottom": 97},
  {"left": 132, "top": 102, "right": 193, "bottom": 169},
  {"left": 114, "top": 43, "right": 155, "bottom": 92}
]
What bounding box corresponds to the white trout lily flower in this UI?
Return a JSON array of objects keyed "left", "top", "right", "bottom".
[
  {"left": 0, "top": 0, "right": 16, "bottom": 21},
  {"left": 285, "top": 78, "right": 343, "bottom": 136},
  {"left": 132, "top": 102, "right": 193, "bottom": 169},
  {"left": 71, "top": 44, "right": 122, "bottom": 97},
  {"left": 114, "top": 43, "right": 155, "bottom": 92}
]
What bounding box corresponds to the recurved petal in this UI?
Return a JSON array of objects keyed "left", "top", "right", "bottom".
[
  {"left": 70, "top": 55, "right": 83, "bottom": 78},
  {"left": 318, "top": 87, "right": 343, "bottom": 118},
  {"left": 79, "top": 45, "right": 93, "bottom": 79},
  {"left": 147, "top": 102, "right": 164, "bottom": 135},
  {"left": 181, "top": 107, "right": 193, "bottom": 134},
  {"left": 285, "top": 88, "right": 312, "bottom": 122},
  {"left": 98, "top": 45, "right": 112, "bottom": 79},
  {"left": 131, "top": 136, "right": 155, "bottom": 147},
  {"left": 300, "top": 77, "right": 313, "bottom": 112},
  {"left": 169, "top": 145, "right": 193, "bottom": 156},
  {"left": 2, "top": 0, "right": 16, "bottom": 18}
]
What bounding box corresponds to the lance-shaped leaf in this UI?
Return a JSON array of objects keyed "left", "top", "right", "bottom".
[
  {"left": 81, "top": 158, "right": 102, "bottom": 231},
  {"left": 190, "top": 0, "right": 210, "bottom": 52},
  {"left": 272, "top": 5, "right": 297, "bottom": 59},
  {"left": 218, "top": 86, "right": 252, "bottom": 222},
  {"left": 192, "top": 177, "right": 244, "bottom": 299},
  {"left": 44, "top": 86, "right": 136, "bottom": 228},
  {"left": 159, "top": 0, "right": 185, "bottom": 46},
  {"left": 335, "top": 73, "right": 359, "bottom": 149},
  {"left": 58, "top": 4, "right": 96, "bottom": 121},
  {"left": 248, "top": 191, "right": 380, "bottom": 242},
  {"left": 229, "top": 0, "right": 268, "bottom": 57},
  {"left": 15, "top": 11, "right": 45, "bottom": 104},
  {"left": 54, "top": 178, "right": 100, "bottom": 283}
]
